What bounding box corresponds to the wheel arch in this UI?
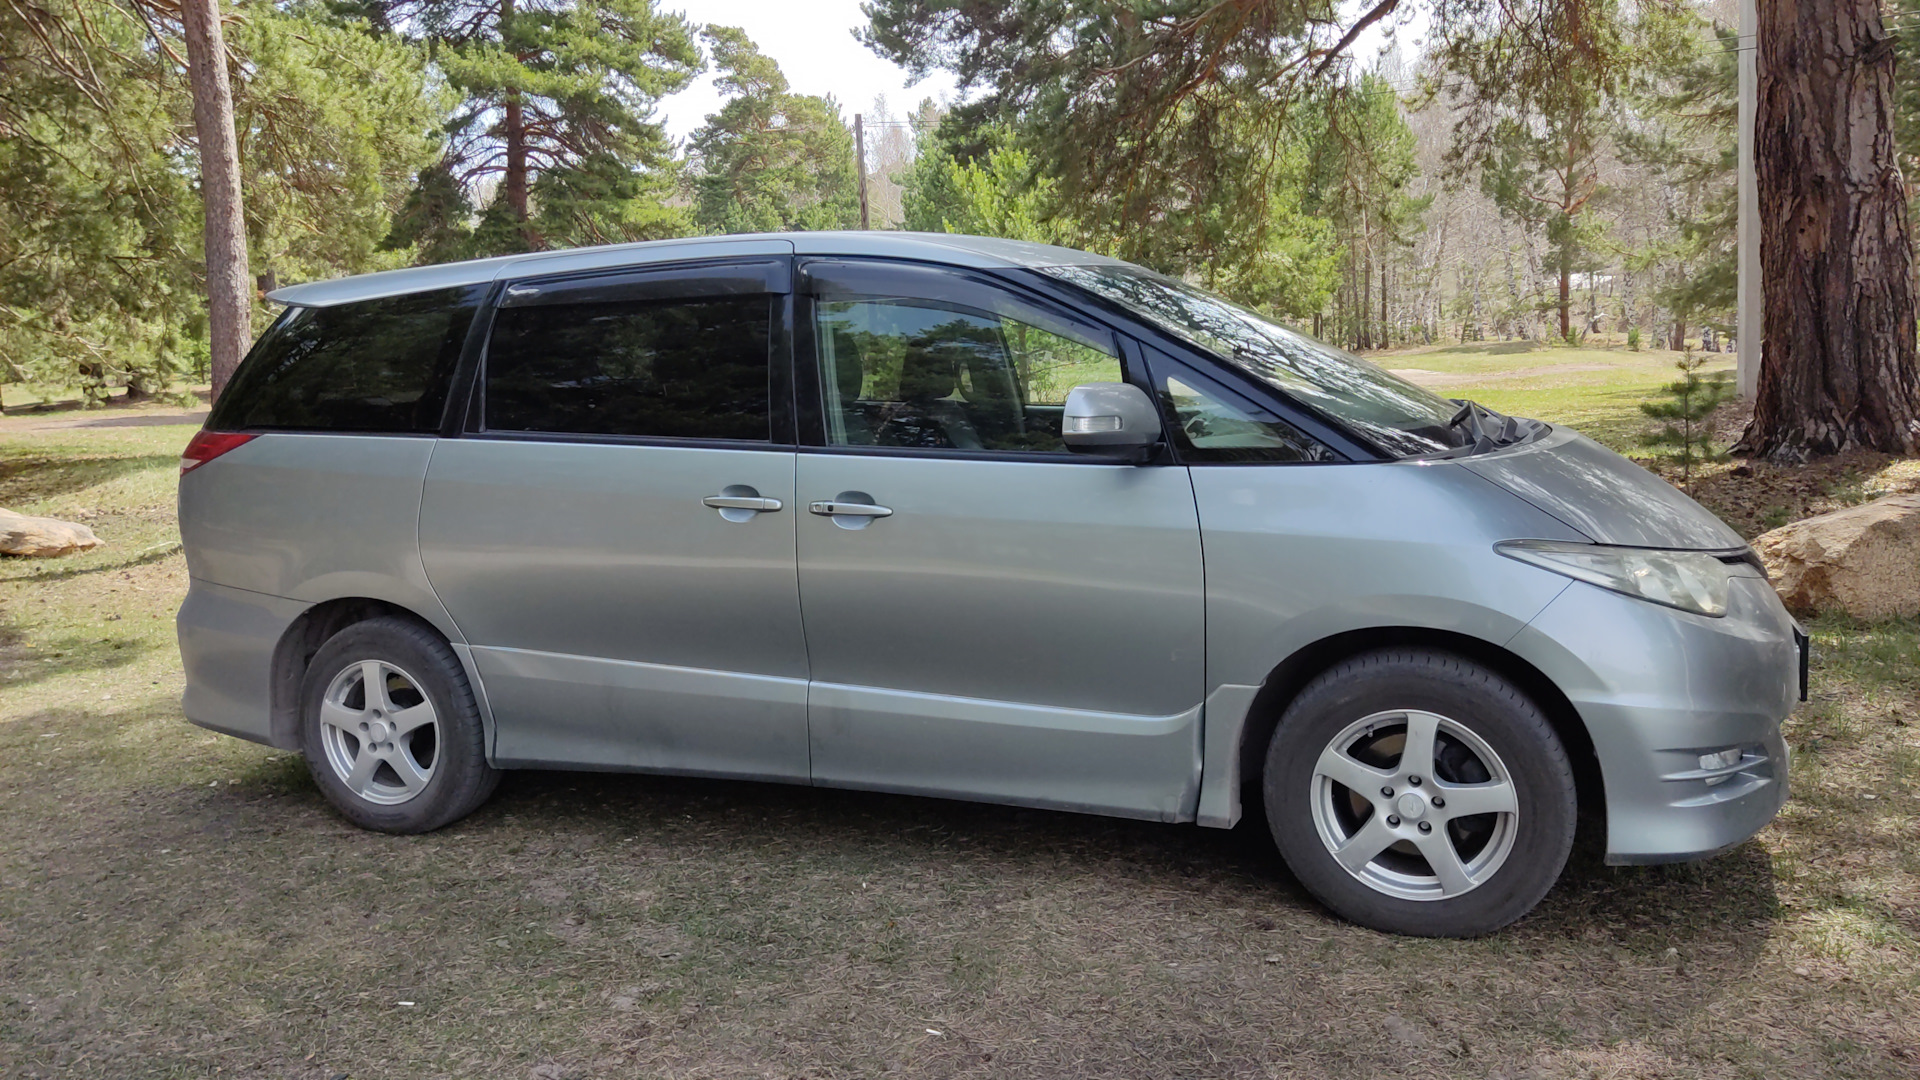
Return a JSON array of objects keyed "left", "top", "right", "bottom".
[
  {"left": 1234, "top": 626, "right": 1604, "bottom": 825},
  {"left": 267, "top": 598, "right": 471, "bottom": 751}
]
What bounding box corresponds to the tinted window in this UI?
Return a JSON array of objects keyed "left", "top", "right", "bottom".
[
  {"left": 1041, "top": 264, "right": 1470, "bottom": 456},
  {"left": 485, "top": 296, "right": 772, "bottom": 441},
  {"left": 210, "top": 287, "right": 481, "bottom": 433},
  {"left": 816, "top": 297, "right": 1121, "bottom": 453}
]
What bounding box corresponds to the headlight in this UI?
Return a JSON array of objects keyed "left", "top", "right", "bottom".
[{"left": 1496, "top": 540, "right": 1733, "bottom": 617}]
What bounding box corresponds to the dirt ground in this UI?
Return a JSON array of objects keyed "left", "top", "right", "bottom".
[{"left": 0, "top": 399, "right": 208, "bottom": 434}]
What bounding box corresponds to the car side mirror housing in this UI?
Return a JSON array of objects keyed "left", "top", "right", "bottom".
[{"left": 1062, "top": 382, "right": 1161, "bottom": 464}]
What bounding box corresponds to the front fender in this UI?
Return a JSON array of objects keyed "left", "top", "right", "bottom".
[{"left": 1186, "top": 460, "right": 1583, "bottom": 828}]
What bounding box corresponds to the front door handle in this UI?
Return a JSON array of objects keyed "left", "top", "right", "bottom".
[{"left": 808, "top": 500, "right": 893, "bottom": 518}]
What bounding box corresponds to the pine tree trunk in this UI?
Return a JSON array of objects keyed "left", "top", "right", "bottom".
[
  {"left": 505, "top": 95, "right": 529, "bottom": 222},
  {"left": 1557, "top": 255, "right": 1571, "bottom": 341},
  {"left": 1380, "top": 262, "right": 1388, "bottom": 349},
  {"left": 501, "top": 0, "right": 531, "bottom": 236},
  {"left": 1745, "top": 0, "right": 1920, "bottom": 459},
  {"left": 180, "top": 0, "right": 250, "bottom": 402},
  {"left": 1360, "top": 247, "right": 1373, "bottom": 351}
]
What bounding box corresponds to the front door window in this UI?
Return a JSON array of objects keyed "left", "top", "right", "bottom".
[{"left": 815, "top": 297, "right": 1121, "bottom": 453}]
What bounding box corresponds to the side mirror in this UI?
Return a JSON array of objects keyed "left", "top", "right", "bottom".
[{"left": 1062, "top": 382, "right": 1161, "bottom": 463}]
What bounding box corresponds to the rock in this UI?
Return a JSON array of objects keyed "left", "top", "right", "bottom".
[
  {"left": 0, "top": 508, "right": 103, "bottom": 557},
  {"left": 1754, "top": 494, "right": 1920, "bottom": 620}
]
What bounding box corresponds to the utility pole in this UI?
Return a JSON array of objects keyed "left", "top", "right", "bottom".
[
  {"left": 854, "top": 113, "right": 870, "bottom": 230},
  {"left": 1736, "top": 0, "right": 1761, "bottom": 396}
]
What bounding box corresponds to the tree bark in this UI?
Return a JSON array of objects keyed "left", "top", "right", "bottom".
[
  {"left": 1380, "top": 261, "right": 1388, "bottom": 349},
  {"left": 504, "top": 94, "right": 529, "bottom": 222},
  {"left": 500, "top": 0, "right": 533, "bottom": 241},
  {"left": 1557, "top": 254, "right": 1571, "bottom": 341},
  {"left": 1359, "top": 245, "right": 1373, "bottom": 351},
  {"left": 1744, "top": 0, "right": 1920, "bottom": 460},
  {"left": 180, "top": 0, "right": 250, "bottom": 402}
]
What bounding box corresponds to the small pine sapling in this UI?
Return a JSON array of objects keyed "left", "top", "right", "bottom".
[{"left": 1639, "top": 347, "right": 1731, "bottom": 490}]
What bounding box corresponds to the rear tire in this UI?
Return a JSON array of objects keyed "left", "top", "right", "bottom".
[
  {"left": 1263, "top": 649, "right": 1576, "bottom": 937},
  {"left": 300, "top": 616, "right": 499, "bottom": 833}
]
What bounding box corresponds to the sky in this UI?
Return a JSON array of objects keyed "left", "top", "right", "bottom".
[{"left": 655, "top": 0, "right": 959, "bottom": 144}]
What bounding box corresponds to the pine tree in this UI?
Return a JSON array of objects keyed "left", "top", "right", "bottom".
[
  {"left": 686, "top": 27, "right": 858, "bottom": 235},
  {"left": 898, "top": 100, "right": 964, "bottom": 234},
  {"left": 0, "top": 0, "right": 437, "bottom": 403},
  {"left": 232, "top": 5, "right": 446, "bottom": 289},
  {"left": 859, "top": 0, "right": 1377, "bottom": 283},
  {"left": 1639, "top": 348, "right": 1731, "bottom": 490},
  {"left": 1435, "top": 0, "right": 1624, "bottom": 344},
  {"left": 377, "top": 0, "right": 700, "bottom": 257},
  {"left": 1619, "top": 11, "right": 1738, "bottom": 355},
  {"left": 1746, "top": 0, "right": 1920, "bottom": 458},
  {"left": 898, "top": 125, "right": 1073, "bottom": 244},
  {"left": 1299, "top": 77, "right": 1429, "bottom": 349},
  {"left": 180, "top": 0, "right": 250, "bottom": 401}
]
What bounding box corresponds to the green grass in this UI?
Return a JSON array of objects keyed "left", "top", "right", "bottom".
[
  {"left": 1382, "top": 341, "right": 1735, "bottom": 452},
  {"left": 2, "top": 365, "right": 1917, "bottom": 1078}
]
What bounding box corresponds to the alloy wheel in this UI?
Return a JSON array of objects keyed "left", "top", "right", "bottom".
[
  {"left": 317, "top": 659, "right": 441, "bottom": 806},
  {"left": 1309, "top": 708, "right": 1519, "bottom": 901}
]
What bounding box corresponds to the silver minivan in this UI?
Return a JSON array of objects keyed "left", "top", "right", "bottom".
[{"left": 177, "top": 233, "right": 1800, "bottom": 936}]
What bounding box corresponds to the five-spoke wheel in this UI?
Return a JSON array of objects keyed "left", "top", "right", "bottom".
[
  {"left": 1265, "top": 649, "right": 1577, "bottom": 937},
  {"left": 1311, "top": 709, "right": 1518, "bottom": 901},
  {"left": 301, "top": 616, "right": 500, "bottom": 833},
  {"left": 317, "top": 659, "right": 441, "bottom": 806}
]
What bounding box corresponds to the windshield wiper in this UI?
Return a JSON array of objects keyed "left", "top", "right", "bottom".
[{"left": 1447, "top": 399, "right": 1523, "bottom": 453}]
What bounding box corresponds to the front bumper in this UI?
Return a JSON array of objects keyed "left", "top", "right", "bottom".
[{"left": 1506, "top": 573, "right": 1797, "bottom": 864}]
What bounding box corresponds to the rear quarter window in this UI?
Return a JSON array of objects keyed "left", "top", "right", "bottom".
[{"left": 208, "top": 286, "right": 483, "bottom": 433}]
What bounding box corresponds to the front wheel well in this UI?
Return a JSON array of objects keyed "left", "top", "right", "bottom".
[
  {"left": 1236, "top": 628, "right": 1604, "bottom": 823},
  {"left": 267, "top": 598, "right": 448, "bottom": 750}
]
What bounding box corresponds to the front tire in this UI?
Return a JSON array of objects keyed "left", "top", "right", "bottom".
[
  {"left": 1263, "top": 649, "right": 1576, "bottom": 937},
  {"left": 300, "top": 617, "right": 500, "bottom": 833}
]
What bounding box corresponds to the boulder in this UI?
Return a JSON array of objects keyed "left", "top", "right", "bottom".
[
  {"left": 0, "top": 508, "right": 103, "bottom": 557},
  {"left": 1753, "top": 493, "right": 1920, "bottom": 620}
]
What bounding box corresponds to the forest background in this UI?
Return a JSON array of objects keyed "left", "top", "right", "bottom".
[{"left": 0, "top": 0, "right": 1905, "bottom": 406}]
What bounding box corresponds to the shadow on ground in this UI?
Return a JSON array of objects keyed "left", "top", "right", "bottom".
[
  {"left": 0, "top": 620, "right": 156, "bottom": 691},
  {"left": 0, "top": 451, "right": 180, "bottom": 506},
  {"left": 0, "top": 737, "right": 1791, "bottom": 1079}
]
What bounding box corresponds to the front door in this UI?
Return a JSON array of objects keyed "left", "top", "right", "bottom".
[
  {"left": 794, "top": 259, "right": 1208, "bottom": 820},
  {"left": 420, "top": 257, "right": 811, "bottom": 781}
]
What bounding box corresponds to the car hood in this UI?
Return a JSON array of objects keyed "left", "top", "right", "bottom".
[{"left": 1461, "top": 425, "right": 1748, "bottom": 550}]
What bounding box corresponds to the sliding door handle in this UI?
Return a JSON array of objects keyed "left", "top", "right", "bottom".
[
  {"left": 703, "top": 495, "right": 783, "bottom": 512},
  {"left": 808, "top": 501, "right": 893, "bottom": 518},
  {"left": 704, "top": 486, "right": 781, "bottom": 522}
]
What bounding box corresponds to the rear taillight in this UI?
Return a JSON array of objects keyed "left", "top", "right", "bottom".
[{"left": 180, "top": 430, "right": 256, "bottom": 474}]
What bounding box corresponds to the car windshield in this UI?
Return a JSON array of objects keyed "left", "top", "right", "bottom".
[{"left": 1040, "top": 264, "right": 1473, "bottom": 457}]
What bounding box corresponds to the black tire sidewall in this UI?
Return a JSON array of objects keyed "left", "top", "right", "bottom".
[
  {"left": 300, "top": 617, "right": 496, "bottom": 834},
  {"left": 1263, "top": 649, "right": 1577, "bottom": 937}
]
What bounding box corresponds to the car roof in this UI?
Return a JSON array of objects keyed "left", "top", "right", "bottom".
[{"left": 266, "top": 232, "right": 1130, "bottom": 308}]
